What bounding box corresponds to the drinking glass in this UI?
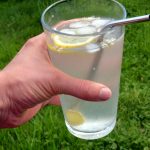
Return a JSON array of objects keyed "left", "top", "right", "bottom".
[{"left": 41, "top": 0, "right": 126, "bottom": 140}]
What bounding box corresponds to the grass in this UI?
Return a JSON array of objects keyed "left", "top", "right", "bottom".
[{"left": 0, "top": 0, "right": 150, "bottom": 149}]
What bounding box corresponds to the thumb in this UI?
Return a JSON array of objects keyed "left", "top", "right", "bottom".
[{"left": 52, "top": 69, "right": 112, "bottom": 101}]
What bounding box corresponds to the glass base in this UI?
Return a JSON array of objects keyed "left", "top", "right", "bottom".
[{"left": 66, "top": 119, "right": 116, "bottom": 140}]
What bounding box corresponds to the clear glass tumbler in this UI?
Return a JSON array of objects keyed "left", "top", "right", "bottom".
[{"left": 41, "top": 0, "right": 126, "bottom": 140}]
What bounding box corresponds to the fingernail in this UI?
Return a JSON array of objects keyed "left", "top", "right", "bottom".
[{"left": 99, "top": 87, "right": 112, "bottom": 100}]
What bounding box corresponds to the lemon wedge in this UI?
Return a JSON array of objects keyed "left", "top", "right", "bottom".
[
  {"left": 52, "top": 34, "right": 95, "bottom": 49},
  {"left": 66, "top": 109, "right": 85, "bottom": 126}
]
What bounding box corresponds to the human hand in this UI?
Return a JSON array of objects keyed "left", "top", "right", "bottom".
[{"left": 0, "top": 33, "right": 111, "bottom": 128}]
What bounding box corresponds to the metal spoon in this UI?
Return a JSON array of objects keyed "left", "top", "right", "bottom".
[
  {"left": 107, "top": 14, "right": 150, "bottom": 27},
  {"left": 100, "top": 14, "right": 150, "bottom": 33}
]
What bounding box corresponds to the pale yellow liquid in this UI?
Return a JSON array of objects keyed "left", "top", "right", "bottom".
[{"left": 48, "top": 17, "right": 124, "bottom": 138}]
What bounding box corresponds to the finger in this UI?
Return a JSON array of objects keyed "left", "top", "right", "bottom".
[
  {"left": 32, "top": 33, "right": 47, "bottom": 49},
  {"left": 42, "top": 96, "right": 61, "bottom": 107},
  {"left": 20, "top": 33, "right": 46, "bottom": 51},
  {"left": 19, "top": 33, "right": 51, "bottom": 63},
  {"left": 52, "top": 70, "right": 112, "bottom": 101}
]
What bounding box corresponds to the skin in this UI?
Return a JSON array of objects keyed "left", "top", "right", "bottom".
[{"left": 0, "top": 33, "right": 111, "bottom": 128}]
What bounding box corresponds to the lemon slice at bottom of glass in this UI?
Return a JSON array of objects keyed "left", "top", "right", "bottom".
[
  {"left": 66, "top": 109, "right": 85, "bottom": 126},
  {"left": 51, "top": 34, "right": 95, "bottom": 49}
]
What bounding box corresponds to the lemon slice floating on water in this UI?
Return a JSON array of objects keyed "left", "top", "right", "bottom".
[
  {"left": 66, "top": 109, "right": 85, "bottom": 126},
  {"left": 51, "top": 23, "right": 97, "bottom": 49},
  {"left": 52, "top": 34, "right": 95, "bottom": 49}
]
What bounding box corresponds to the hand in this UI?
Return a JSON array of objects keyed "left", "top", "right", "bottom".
[{"left": 0, "top": 33, "right": 111, "bottom": 128}]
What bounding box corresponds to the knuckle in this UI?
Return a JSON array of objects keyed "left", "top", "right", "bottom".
[
  {"left": 78, "top": 80, "right": 97, "bottom": 100},
  {"left": 23, "top": 34, "right": 47, "bottom": 50},
  {"left": 47, "top": 69, "right": 63, "bottom": 94},
  {"left": 24, "top": 38, "right": 36, "bottom": 48},
  {"left": 80, "top": 80, "right": 91, "bottom": 90},
  {"left": 50, "top": 68, "right": 62, "bottom": 82},
  {"left": 79, "top": 80, "right": 91, "bottom": 94}
]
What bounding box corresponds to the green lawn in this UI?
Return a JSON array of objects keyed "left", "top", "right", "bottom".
[{"left": 0, "top": 0, "right": 150, "bottom": 149}]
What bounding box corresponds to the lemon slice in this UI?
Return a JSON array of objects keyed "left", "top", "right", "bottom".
[
  {"left": 52, "top": 34, "right": 95, "bottom": 49},
  {"left": 66, "top": 109, "right": 85, "bottom": 126},
  {"left": 51, "top": 18, "right": 98, "bottom": 49},
  {"left": 48, "top": 43, "right": 75, "bottom": 53}
]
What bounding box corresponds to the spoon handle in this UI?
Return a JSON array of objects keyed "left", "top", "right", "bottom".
[{"left": 108, "top": 14, "right": 150, "bottom": 27}]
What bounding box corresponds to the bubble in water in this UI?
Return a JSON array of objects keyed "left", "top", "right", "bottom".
[
  {"left": 105, "top": 38, "right": 116, "bottom": 46},
  {"left": 101, "top": 42, "right": 109, "bottom": 48},
  {"left": 92, "top": 67, "right": 96, "bottom": 71}
]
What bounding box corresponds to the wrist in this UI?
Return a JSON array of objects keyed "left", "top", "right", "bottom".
[
  {"left": 0, "top": 71, "right": 10, "bottom": 127},
  {"left": 0, "top": 71, "right": 31, "bottom": 128},
  {"left": 0, "top": 71, "right": 20, "bottom": 128},
  {"left": 0, "top": 71, "right": 8, "bottom": 85}
]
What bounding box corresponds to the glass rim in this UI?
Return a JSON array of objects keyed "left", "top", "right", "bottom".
[{"left": 41, "top": 0, "right": 127, "bottom": 37}]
